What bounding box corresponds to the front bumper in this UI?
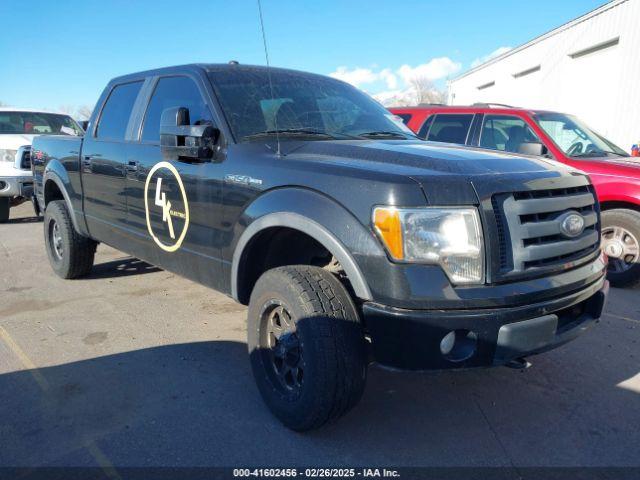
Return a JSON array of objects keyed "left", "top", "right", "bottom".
[
  {"left": 363, "top": 273, "right": 608, "bottom": 370},
  {"left": 0, "top": 173, "right": 33, "bottom": 198}
]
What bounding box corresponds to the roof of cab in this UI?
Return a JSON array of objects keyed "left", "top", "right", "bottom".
[
  {"left": 108, "top": 63, "right": 333, "bottom": 85},
  {"left": 389, "top": 105, "right": 544, "bottom": 116},
  {"left": 0, "top": 107, "right": 67, "bottom": 114}
]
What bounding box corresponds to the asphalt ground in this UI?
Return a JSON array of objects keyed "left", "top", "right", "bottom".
[{"left": 0, "top": 202, "right": 638, "bottom": 473}]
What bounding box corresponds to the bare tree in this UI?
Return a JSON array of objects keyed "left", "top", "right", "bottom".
[
  {"left": 408, "top": 76, "right": 446, "bottom": 105},
  {"left": 55, "top": 104, "right": 93, "bottom": 119},
  {"left": 58, "top": 105, "right": 76, "bottom": 115},
  {"left": 76, "top": 105, "right": 93, "bottom": 120}
]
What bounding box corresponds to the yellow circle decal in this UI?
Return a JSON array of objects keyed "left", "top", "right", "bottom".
[{"left": 144, "top": 161, "right": 190, "bottom": 252}]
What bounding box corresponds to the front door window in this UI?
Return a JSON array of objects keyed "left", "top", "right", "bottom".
[{"left": 479, "top": 115, "right": 540, "bottom": 153}]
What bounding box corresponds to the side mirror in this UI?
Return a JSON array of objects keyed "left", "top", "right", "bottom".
[
  {"left": 517, "top": 141, "right": 547, "bottom": 157},
  {"left": 160, "top": 107, "right": 219, "bottom": 162}
]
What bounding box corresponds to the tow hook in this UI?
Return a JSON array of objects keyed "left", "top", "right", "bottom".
[{"left": 505, "top": 357, "right": 532, "bottom": 369}]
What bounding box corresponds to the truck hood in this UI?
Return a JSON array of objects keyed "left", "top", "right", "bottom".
[
  {"left": 573, "top": 156, "right": 640, "bottom": 179},
  {"left": 292, "top": 140, "right": 584, "bottom": 204},
  {"left": 0, "top": 134, "right": 37, "bottom": 149},
  {"left": 294, "top": 140, "right": 572, "bottom": 177}
]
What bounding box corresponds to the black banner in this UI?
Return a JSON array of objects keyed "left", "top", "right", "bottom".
[{"left": 0, "top": 467, "right": 639, "bottom": 480}]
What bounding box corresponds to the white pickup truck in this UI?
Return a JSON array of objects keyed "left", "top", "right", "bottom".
[{"left": 0, "top": 108, "right": 83, "bottom": 222}]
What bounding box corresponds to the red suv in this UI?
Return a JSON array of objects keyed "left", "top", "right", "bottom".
[{"left": 391, "top": 104, "right": 640, "bottom": 287}]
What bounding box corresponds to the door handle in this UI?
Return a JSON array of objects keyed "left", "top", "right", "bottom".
[{"left": 82, "top": 155, "right": 93, "bottom": 171}]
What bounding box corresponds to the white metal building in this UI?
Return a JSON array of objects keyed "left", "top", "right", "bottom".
[{"left": 448, "top": 0, "right": 640, "bottom": 152}]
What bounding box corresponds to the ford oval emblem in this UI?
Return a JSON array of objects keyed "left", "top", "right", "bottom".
[{"left": 559, "top": 212, "right": 585, "bottom": 238}]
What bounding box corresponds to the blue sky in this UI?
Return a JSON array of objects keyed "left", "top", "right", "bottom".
[{"left": 0, "top": 0, "right": 605, "bottom": 115}]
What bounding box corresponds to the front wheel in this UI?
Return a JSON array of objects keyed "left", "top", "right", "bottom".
[
  {"left": 0, "top": 197, "right": 9, "bottom": 223},
  {"left": 248, "top": 265, "right": 367, "bottom": 431},
  {"left": 44, "top": 200, "right": 97, "bottom": 279},
  {"left": 601, "top": 209, "right": 640, "bottom": 287}
]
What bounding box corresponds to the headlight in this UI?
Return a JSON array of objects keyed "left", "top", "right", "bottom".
[
  {"left": 0, "top": 149, "right": 17, "bottom": 163},
  {"left": 373, "top": 206, "right": 484, "bottom": 284}
]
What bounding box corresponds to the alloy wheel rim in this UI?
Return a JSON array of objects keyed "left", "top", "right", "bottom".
[
  {"left": 602, "top": 225, "right": 639, "bottom": 273},
  {"left": 262, "top": 303, "right": 304, "bottom": 393},
  {"left": 51, "top": 220, "right": 64, "bottom": 260}
]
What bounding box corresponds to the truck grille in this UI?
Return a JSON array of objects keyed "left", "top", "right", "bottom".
[{"left": 492, "top": 185, "right": 599, "bottom": 274}]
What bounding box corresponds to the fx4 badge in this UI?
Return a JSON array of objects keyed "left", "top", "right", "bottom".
[{"left": 144, "top": 161, "right": 189, "bottom": 252}]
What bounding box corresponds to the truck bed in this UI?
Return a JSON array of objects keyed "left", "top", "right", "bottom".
[{"left": 32, "top": 135, "right": 83, "bottom": 210}]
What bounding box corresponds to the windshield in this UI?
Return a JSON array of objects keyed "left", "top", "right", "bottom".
[
  {"left": 534, "top": 112, "right": 628, "bottom": 158},
  {"left": 207, "top": 67, "right": 416, "bottom": 142},
  {"left": 0, "top": 111, "right": 83, "bottom": 136}
]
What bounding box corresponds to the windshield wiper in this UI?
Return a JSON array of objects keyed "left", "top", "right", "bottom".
[
  {"left": 599, "top": 150, "right": 627, "bottom": 157},
  {"left": 572, "top": 152, "right": 605, "bottom": 158},
  {"left": 573, "top": 150, "right": 626, "bottom": 158},
  {"left": 243, "top": 128, "right": 334, "bottom": 140},
  {"left": 356, "top": 131, "right": 414, "bottom": 139}
]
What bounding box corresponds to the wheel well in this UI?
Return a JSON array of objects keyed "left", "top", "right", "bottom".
[
  {"left": 599, "top": 201, "right": 640, "bottom": 213},
  {"left": 236, "top": 227, "right": 353, "bottom": 305},
  {"left": 44, "top": 180, "right": 64, "bottom": 206}
]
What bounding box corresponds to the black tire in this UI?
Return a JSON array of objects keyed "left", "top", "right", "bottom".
[
  {"left": 43, "top": 200, "right": 97, "bottom": 279},
  {"left": 0, "top": 197, "right": 9, "bottom": 223},
  {"left": 601, "top": 209, "right": 640, "bottom": 288},
  {"left": 248, "top": 265, "right": 367, "bottom": 431}
]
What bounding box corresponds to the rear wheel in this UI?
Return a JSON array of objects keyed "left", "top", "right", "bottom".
[
  {"left": 44, "top": 200, "right": 97, "bottom": 279},
  {"left": 248, "top": 265, "right": 367, "bottom": 431},
  {"left": 0, "top": 197, "right": 9, "bottom": 223},
  {"left": 602, "top": 209, "right": 640, "bottom": 287}
]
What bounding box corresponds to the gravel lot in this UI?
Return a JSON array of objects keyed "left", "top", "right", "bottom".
[{"left": 1, "top": 202, "right": 639, "bottom": 470}]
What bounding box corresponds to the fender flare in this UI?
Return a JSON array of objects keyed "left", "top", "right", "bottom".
[
  {"left": 230, "top": 188, "right": 383, "bottom": 303},
  {"left": 42, "top": 169, "right": 80, "bottom": 232},
  {"left": 232, "top": 212, "right": 372, "bottom": 302}
]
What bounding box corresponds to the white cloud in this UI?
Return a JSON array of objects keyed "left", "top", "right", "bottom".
[
  {"left": 378, "top": 68, "right": 398, "bottom": 89},
  {"left": 329, "top": 57, "right": 460, "bottom": 91},
  {"left": 329, "top": 66, "right": 378, "bottom": 88},
  {"left": 329, "top": 56, "right": 460, "bottom": 106},
  {"left": 471, "top": 46, "right": 512, "bottom": 68},
  {"left": 397, "top": 57, "right": 462, "bottom": 83},
  {"left": 329, "top": 66, "right": 399, "bottom": 90}
]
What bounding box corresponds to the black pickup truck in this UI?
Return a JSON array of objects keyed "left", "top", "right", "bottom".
[{"left": 32, "top": 63, "right": 609, "bottom": 430}]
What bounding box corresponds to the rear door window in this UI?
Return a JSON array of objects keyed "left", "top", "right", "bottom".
[
  {"left": 480, "top": 115, "right": 539, "bottom": 153},
  {"left": 96, "top": 81, "right": 143, "bottom": 140},
  {"left": 425, "top": 114, "right": 473, "bottom": 144}
]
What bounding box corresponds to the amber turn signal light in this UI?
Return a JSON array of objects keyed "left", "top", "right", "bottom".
[{"left": 373, "top": 207, "right": 403, "bottom": 260}]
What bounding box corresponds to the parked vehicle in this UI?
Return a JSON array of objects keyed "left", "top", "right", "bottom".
[
  {"left": 391, "top": 104, "right": 640, "bottom": 287},
  {"left": 0, "top": 108, "right": 83, "bottom": 222},
  {"left": 33, "top": 64, "right": 608, "bottom": 430}
]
